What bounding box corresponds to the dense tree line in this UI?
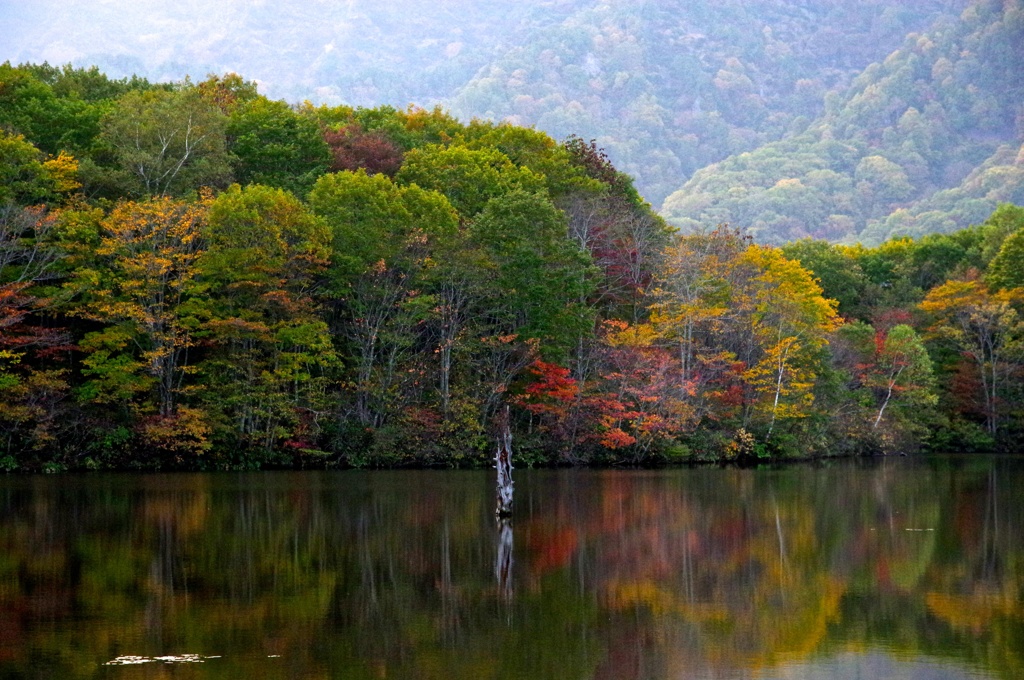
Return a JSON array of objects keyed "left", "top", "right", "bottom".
[
  {"left": 782, "top": 203, "right": 1024, "bottom": 451},
  {"left": 2, "top": 63, "right": 1023, "bottom": 470}
]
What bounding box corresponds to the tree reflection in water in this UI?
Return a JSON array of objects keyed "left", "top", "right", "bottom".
[
  {"left": 0, "top": 458, "right": 1020, "bottom": 679},
  {"left": 496, "top": 517, "right": 514, "bottom": 603}
]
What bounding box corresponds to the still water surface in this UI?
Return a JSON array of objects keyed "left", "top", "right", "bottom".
[{"left": 0, "top": 456, "right": 1021, "bottom": 679}]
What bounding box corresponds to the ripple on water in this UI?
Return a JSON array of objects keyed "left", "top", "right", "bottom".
[{"left": 105, "top": 654, "right": 221, "bottom": 665}]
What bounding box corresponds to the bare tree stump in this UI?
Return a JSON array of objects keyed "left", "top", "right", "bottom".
[{"left": 495, "top": 408, "right": 514, "bottom": 518}]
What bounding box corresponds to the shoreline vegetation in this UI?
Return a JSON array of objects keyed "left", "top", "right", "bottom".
[{"left": 2, "top": 63, "right": 1024, "bottom": 472}]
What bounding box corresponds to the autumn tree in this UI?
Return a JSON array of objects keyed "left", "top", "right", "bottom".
[
  {"left": 192, "top": 184, "right": 334, "bottom": 454},
  {"left": 650, "top": 228, "right": 840, "bottom": 451},
  {"left": 920, "top": 277, "right": 1024, "bottom": 437},
  {"left": 70, "top": 194, "right": 213, "bottom": 457},
  {"left": 323, "top": 123, "right": 404, "bottom": 177},
  {"left": 597, "top": 322, "right": 695, "bottom": 459},
  {"left": 0, "top": 130, "right": 80, "bottom": 206},
  {"left": 737, "top": 245, "right": 841, "bottom": 440},
  {"left": 649, "top": 227, "right": 746, "bottom": 420},
  {"left": 196, "top": 73, "right": 260, "bottom": 114},
  {"left": 561, "top": 136, "right": 671, "bottom": 321},
  {"left": 515, "top": 360, "right": 582, "bottom": 449},
  {"left": 781, "top": 239, "right": 869, "bottom": 320},
  {"left": 0, "top": 204, "right": 70, "bottom": 459},
  {"left": 99, "top": 86, "right": 231, "bottom": 196}
]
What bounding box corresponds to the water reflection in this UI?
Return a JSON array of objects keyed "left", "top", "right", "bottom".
[
  {"left": 0, "top": 458, "right": 1021, "bottom": 679},
  {"left": 496, "top": 517, "right": 514, "bottom": 602}
]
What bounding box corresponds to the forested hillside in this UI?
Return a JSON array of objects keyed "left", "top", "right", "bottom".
[
  {"left": 5, "top": 0, "right": 1000, "bottom": 216},
  {"left": 663, "top": 0, "right": 1024, "bottom": 244},
  {"left": 3, "top": 63, "right": 1024, "bottom": 470},
  {"left": 447, "top": 0, "right": 970, "bottom": 208}
]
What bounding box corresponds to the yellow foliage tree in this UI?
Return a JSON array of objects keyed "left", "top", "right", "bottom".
[
  {"left": 738, "top": 245, "right": 840, "bottom": 439},
  {"left": 74, "top": 194, "right": 211, "bottom": 423}
]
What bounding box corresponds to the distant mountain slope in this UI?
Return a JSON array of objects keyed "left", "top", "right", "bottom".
[
  {"left": 662, "top": 0, "right": 1024, "bottom": 245},
  {"left": 2, "top": 0, "right": 963, "bottom": 208},
  {"left": 446, "top": 0, "right": 967, "bottom": 206}
]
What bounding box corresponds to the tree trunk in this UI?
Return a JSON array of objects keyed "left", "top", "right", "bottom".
[
  {"left": 495, "top": 408, "right": 514, "bottom": 518},
  {"left": 873, "top": 364, "right": 904, "bottom": 430}
]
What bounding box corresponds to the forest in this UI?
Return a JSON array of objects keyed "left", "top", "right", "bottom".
[
  {"left": 2, "top": 62, "right": 1024, "bottom": 471},
  {"left": 663, "top": 0, "right": 1024, "bottom": 245},
  {"left": 5, "top": 1, "right": 1021, "bottom": 246}
]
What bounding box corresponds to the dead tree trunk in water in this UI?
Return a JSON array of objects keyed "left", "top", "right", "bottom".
[{"left": 495, "top": 408, "right": 514, "bottom": 518}]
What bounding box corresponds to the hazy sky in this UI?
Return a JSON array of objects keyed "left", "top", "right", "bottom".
[{"left": 0, "top": 0, "right": 532, "bottom": 104}]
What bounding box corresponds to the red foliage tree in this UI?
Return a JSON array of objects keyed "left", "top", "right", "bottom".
[
  {"left": 1, "top": 206, "right": 71, "bottom": 453},
  {"left": 323, "top": 124, "right": 404, "bottom": 177}
]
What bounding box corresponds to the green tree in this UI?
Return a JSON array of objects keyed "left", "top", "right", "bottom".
[
  {"left": 986, "top": 217, "right": 1024, "bottom": 291},
  {"left": 395, "top": 144, "right": 545, "bottom": 218},
  {"left": 464, "top": 123, "right": 595, "bottom": 199},
  {"left": 226, "top": 97, "right": 330, "bottom": 195},
  {"left": 309, "top": 170, "right": 458, "bottom": 430},
  {"left": 22, "top": 62, "right": 159, "bottom": 103},
  {"left": 454, "top": 190, "right": 597, "bottom": 443},
  {"left": 469, "top": 189, "right": 596, "bottom": 358},
  {"left": 0, "top": 62, "right": 104, "bottom": 156},
  {"left": 309, "top": 170, "right": 457, "bottom": 287},
  {"left": 99, "top": 86, "right": 231, "bottom": 196},
  {"left": 854, "top": 155, "right": 914, "bottom": 219},
  {"left": 193, "top": 184, "right": 334, "bottom": 454},
  {"left": 977, "top": 203, "right": 1024, "bottom": 265},
  {"left": 867, "top": 324, "right": 936, "bottom": 431}
]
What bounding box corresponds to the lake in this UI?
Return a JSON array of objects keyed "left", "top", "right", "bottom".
[{"left": 0, "top": 456, "right": 1021, "bottom": 679}]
